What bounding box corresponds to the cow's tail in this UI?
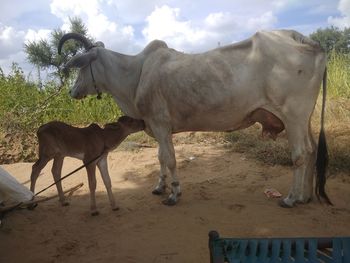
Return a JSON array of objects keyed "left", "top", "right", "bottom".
[{"left": 315, "top": 67, "right": 332, "bottom": 205}]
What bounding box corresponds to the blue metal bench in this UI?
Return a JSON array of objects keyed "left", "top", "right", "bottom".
[{"left": 208, "top": 231, "right": 350, "bottom": 263}]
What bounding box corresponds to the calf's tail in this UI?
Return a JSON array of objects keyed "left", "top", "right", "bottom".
[{"left": 315, "top": 67, "right": 332, "bottom": 205}]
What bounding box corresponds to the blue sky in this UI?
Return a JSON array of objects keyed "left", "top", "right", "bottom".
[{"left": 0, "top": 0, "right": 349, "bottom": 80}]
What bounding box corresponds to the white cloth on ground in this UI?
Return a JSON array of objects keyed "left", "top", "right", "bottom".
[{"left": 0, "top": 166, "right": 33, "bottom": 206}]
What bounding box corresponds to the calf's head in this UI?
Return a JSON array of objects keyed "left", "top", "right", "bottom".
[
  {"left": 58, "top": 33, "right": 104, "bottom": 99},
  {"left": 104, "top": 116, "right": 145, "bottom": 134},
  {"left": 117, "top": 116, "right": 146, "bottom": 133},
  {"left": 103, "top": 116, "right": 145, "bottom": 150}
]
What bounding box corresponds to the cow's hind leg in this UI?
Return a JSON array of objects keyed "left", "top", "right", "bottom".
[
  {"left": 151, "top": 124, "right": 181, "bottom": 205},
  {"left": 281, "top": 121, "right": 316, "bottom": 207}
]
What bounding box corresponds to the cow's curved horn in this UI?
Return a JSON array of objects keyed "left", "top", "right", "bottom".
[{"left": 58, "top": 33, "right": 93, "bottom": 55}]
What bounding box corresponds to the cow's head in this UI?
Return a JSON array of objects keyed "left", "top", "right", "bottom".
[{"left": 58, "top": 33, "right": 105, "bottom": 99}]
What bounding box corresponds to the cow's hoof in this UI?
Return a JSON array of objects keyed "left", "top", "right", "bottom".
[
  {"left": 91, "top": 211, "right": 99, "bottom": 216},
  {"left": 278, "top": 199, "right": 294, "bottom": 208},
  {"left": 27, "top": 203, "right": 38, "bottom": 210},
  {"left": 152, "top": 187, "right": 166, "bottom": 195},
  {"left": 61, "top": 201, "right": 70, "bottom": 207},
  {"left": 296, "top": 197, "right": 312, "bottom": 204},
  {"left": 112, "top": 206, "right": 120, "bottom": 211},
  {"left": 162, "top": 198, "right": 177, "bottom": 206}
]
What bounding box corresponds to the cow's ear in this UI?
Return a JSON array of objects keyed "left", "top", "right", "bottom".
[
  {"left": 64, "top": 48, "right": 97, "bottom": 69},
  {"left": 95, "top": 41, "right": 105, "bottom": 48}
]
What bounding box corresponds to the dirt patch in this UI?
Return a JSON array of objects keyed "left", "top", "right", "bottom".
[
  {"left": 0, "top": 141, "right": 349, "bottom": 263},
  {"left": 0, "top": 132, "right": 37, "bottom": 164}
]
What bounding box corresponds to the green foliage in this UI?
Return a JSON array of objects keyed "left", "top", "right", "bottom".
[
  {"left": 0, "top": 64, "right": 121, "bottom": 133},
  {"left": 24, "top": 17, "right": 91, "bottom": 86},
  {"left": 310, "top": 26, "right": 350, "bottom": 54},
  {"left": 327, "top": 51, "right": 350, "bottom": 98}
]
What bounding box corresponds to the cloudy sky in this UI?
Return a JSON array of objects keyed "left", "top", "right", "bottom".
[{"left": 1, "top": 0, "right": 349, "bottom": 79}]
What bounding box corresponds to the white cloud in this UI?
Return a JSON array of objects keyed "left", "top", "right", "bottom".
[
  {"left": 107, "top": 0, "right": 170, "bottom": 24},
  {"left": 205, "top": 11, "right": 277, "bottom": 32},
  {"left": 328, "top": 0, "right": 350, "bottom": 28},
  {"left": 50, "top": 0, "right": 138, "bottom": 54},
  {"left": 0, "top": 24, "right": 50, "bottom": 76},
  {"left": 142, "top": 5, "right": 277, "bottom": 52},
  {"left": 0, "top": 27, "right": 51, "bottom": 77},
  {"left": 205, "top": 12, "right": 236, "bottom": 31},
  {"left": 0, "top": 25, "right": 22, "bottom": 43},
  {"left": 25, "top": 29, "right": 51, "bottom": 43},
  {"left": 0, "top": 50, "right": 33, "bottom": 76},
  {"left": 0, "top": 0, "right": 49, "bottom": 24},
  {"left": 246, "top": 11, "right": 278, "bottom": 31},
  {"left": 50, "top": 0, "right": 100, "bottom": 19},
  {"left": 0, "top": 23, "right": 53, "bottom": 74},
  {"left": 0, "top": 26, "right": 50, "bottom": 76},
  {"left": 271, "top": 0, "right": 305, "bottom": 12},
  {"left": 0, "top": 24, "right": 26, "bottom": 59},
  {"left": 339, "top": 0, "right": 350, "bottom": 12},
  {"left": 143, "top": 5, "right": 210, "bottom": 50}
]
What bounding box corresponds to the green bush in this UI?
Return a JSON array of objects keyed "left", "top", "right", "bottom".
[{"left": 0, "top": 64, "right": 121, "bottom": 132}]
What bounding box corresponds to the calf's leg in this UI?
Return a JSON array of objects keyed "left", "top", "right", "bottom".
[
  {"left": 52, "top": 156, "right": 68, "bottom": 206},
  {"left": 30, "top": 156, "right": 50, "bottom": 193},
  {"left": 97, "top": 156, "right": 118, "bottom": 211},
  {"left": 85, "top": 163, "right": 99, "bottom": 215}
]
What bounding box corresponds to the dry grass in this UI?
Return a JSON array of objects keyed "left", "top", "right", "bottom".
[
  {"left": 223, "top": 127, "right": 291, "bottom": 166},
  {"left": 314, "top": 98, "right": 350, "bottom": 173}
]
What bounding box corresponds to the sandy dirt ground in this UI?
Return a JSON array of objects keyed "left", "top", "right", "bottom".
[{"left": 0, "top": 140, "right": 349, "bottom": 263}]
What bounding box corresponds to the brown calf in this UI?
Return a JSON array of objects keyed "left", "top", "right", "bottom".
[{"left": 30, "top": 116, "right": 145, "bottom": 215}]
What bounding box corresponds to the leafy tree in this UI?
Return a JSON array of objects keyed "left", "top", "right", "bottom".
[
  {"left": 25, "top": 17, "right": 91, "bottom": 87},
  {"left": 310, "top": 26, "right": 350, "bottom": 54}
]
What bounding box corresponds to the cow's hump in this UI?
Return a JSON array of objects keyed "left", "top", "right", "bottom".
[{"left": 143, "top": 40, "right": 168, "bottom": 56}]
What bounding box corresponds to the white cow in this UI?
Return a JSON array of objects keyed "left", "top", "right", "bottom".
[{"left": 58, "top": 30, "right": 330, "bottom": 207}]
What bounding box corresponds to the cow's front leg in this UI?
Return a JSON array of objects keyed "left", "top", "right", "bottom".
[
  {"left": 159, "top": 139, "right": 181, "bottom": 205},
  {"left": 151, "top": 125, "right": 181, "bottom": 205},
  {"left": 152, "top": 158, "right": 167, "bottom": 195},
  {"left": 160, "top": 140, "right": 181, "bottom": 205}
]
